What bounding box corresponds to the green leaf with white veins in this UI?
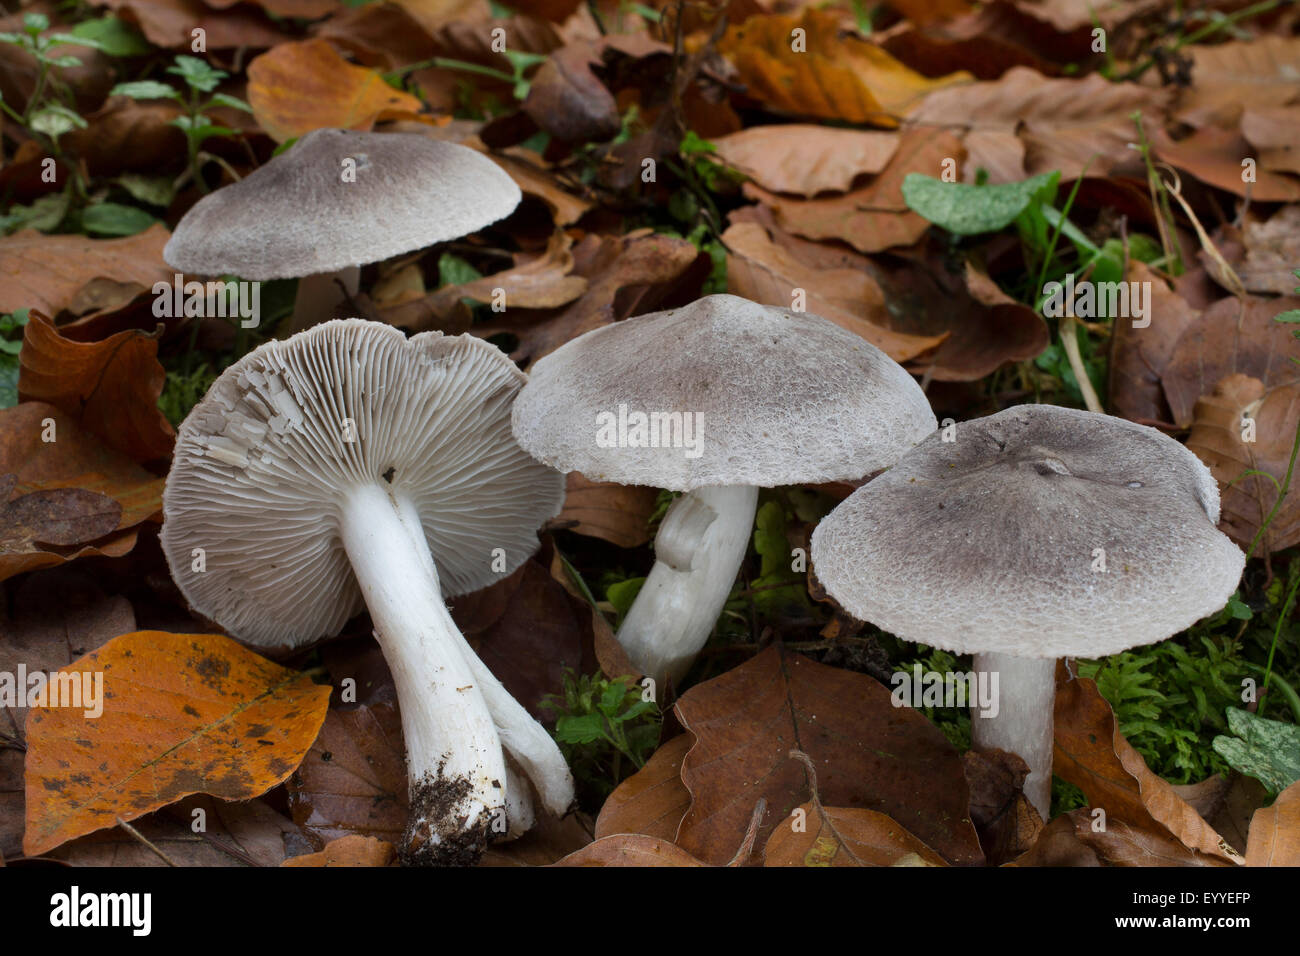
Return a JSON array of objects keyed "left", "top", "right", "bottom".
[
  {"left": 1212, "top": 708, "right": 1300, "bottom": 794},
  {"left": 902, "top": 171, "right": 1061, "bottom": 236}
]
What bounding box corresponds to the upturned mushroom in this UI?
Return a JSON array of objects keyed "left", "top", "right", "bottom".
[
  {"left": 160, "top": 318, "right": 572, "bottom": 865},
  {"left": 511, "top": 293, "right": 937, "bottom": 692},
  {"left": 164, "top": 128, "right": 521, "bottom": 332},
  {"left": 811, "top": 404, "right": 1245, "bottom": 818}
]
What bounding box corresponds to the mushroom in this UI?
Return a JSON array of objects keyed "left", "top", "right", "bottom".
[
  {"left": 160, "top": 318, "right": 572, "bottom": 864},
  {"left": 810, "top": 403, "right": 1245, "bottom": 818},
  {"left": 163, "top": 128, "right": 521, "bottom": 333},
  {"left": 511, "top": 293, "right": 936, "bottom": 692}
]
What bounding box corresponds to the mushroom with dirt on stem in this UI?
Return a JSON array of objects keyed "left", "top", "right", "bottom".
[
  {"left": 810, "top": 403, "right": 1245, "bottom": 819},
  {"left": 160, "top": 318, "right": 572, "bottom": 865},
  {"left": 163, "top": 127, "right": 521, "bottom": 334},
  {"left": 511, "top": 293, "right": 937, "bottom": 694}
]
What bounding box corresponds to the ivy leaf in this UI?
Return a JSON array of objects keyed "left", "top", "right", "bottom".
[
  {"left": 902, "top": 171, "right": 1060, "bottom": 236},
  {"left": 1212, "top": 708, "right": 1300, "bottom": 794}
]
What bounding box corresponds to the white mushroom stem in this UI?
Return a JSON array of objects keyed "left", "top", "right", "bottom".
[
  {"left": 970, "top": 652, "right": 1057, "bottom": 821},
  {"left": 616, "top": 484, "right": 759, "bottom": 693},
  {"left": 501, "top": 756, "right": 536, "bottom": 840},
  {"left": 339, "top": 481, "right": 508, "bottom": 864},
  {"left": 288, "top": 267, "right": 360, "bottom": 334}
]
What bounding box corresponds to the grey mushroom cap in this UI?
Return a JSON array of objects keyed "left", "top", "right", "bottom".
[
  {"left": 160, "top": 319, "right": 564, "bottom": 648},
  {"left": 163, "top": 128, "right": 521, "bottom": 280},
  {"left": 511, "top": 294, "right": 938, "bottom": 491},
  {"left": 811, "top": 404, "right": 1245, "bottom": 658}
]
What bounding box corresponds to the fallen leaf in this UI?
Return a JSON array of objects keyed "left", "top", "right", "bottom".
[
  {"left": 711, "top": 125, "right": 900, "bottom": 196},
  {"left": 286, "top": 698, "right": 408, "bottom": 847},
  {"left": 742, "top": 126, "right": 964, "bottom": 254},
  {"left": 1013, "top": 809, "right": 1231, "bottom": 866},
  {"left": 1187, "top": 374, "right": 1300, "bottom": 555},
  {"left": 1152, "top": 125, "right": 1300, "bottom": 203},
  {"left": 522, "top": 42, "right": 621, "bottom": 142},
  {"left": 19, "top": 311, "right": 175, "bottom": 463},
  {"left": 281, "top": 834, "right": 395, "bottom": 866},
  {"left": 557, "top": 472, "right": 659, "bottom": 549},
  {"left": 1210, "top": 206, "right": 1300, "bottom": 295},
  {"left": 594, "top": 733, "right": 692, "bottom": 840},
  {"left": 1242, "top": 106, "right": 1300, "bottom": 175},
  {"left": 721, "top": 217, "right": 949, "bottom": 361},
  {"left": 23, "top": 631, "right": 331, "bottom": 857},
  {"left": 483, "top": 150, "right": 593, "bottom": 226},
  {"left": 763, "top": 803, "right": 947, "bottom": 866},
  {"left": 1161, "top": 295, "right": 1300, "bottom": 429},
  {"left": 0, "top": 403, "right": 164, "bottom": 581},
  {"left": 247, "top": 38, "right": 428, "bottom": 143},
  {"left": 208, "top": 0, "right": 338, "bottom": 18},
  {"left": 1177, "top": 34, "right": 1300, "bottom": 128},
  {"left": 552, "top": 833, "right": 707, "bottom": 866},
  {"left": 88, "top": 0, "right": 289, "bottom": 50},
  {"left": 962, "top": 748, "right": 1043, "bottom": 864},
  {"left": 718, "top": 9, "right": 972, "bottom": 126},
  {"left": 673, "top": 644, "right": 984, "bottom": 866},
  {"left": 0, "top": 486, "right": 120, "bottom": 554},
  {"left": 480, "top": 810, "right": 594, "bottom": 866},
  {"left": 0, "top": 224, "right": 171, "bottom": 317},
  {"left": 1108, "top": 260, "right": 1200, "bottom": 424},
  {"left": 1053, "top": 672, "right": 1241, "bottom": 864},
  {"left": 1245, "top": 780, "right": 1300, "bottom": 866},
  {"left": 909, "top": 67, "right": 1170, "bottom": 182}
]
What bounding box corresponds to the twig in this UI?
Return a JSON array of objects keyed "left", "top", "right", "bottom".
[
  {"left": 116, "top": 817, "right": 177, "bottom": 867},
  {"left": 725, "top": 798, "right": 767, "bottom": 866},
  {"left": 787, "top": 749, "right": 867, "bottom": 866}
]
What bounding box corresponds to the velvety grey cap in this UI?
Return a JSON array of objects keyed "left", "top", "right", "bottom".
[
  {"left": 163, "top": 128, "right": 521, "bottom": 280},
  {"left": 511, "top": 294, "right": 938, "bottom": 491},
  {"left": 811, "top": 404, "right": 1245, "bottom": 658},
  {"left": 161, "top": 319, "right": 563, "bottom": 648}
]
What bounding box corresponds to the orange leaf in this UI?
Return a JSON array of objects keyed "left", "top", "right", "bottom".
[
  {"left": 557, "top": 472, "right": 659, "bottom": 549},
  {"left": 718, "top": 9, "right": 971, "bottom": 126},
  {"left": 247, "top": 38, "right": 428, "bottom": 143},
  {"left": 595, "top": 734, "right": 692, "bottom": 841},
  {"left": 23, "top": 631, "right": 330, "bottom": 857},
  {"left": 19, "top": 312, "right": 175, "bottom": 464},
  {"left": 1245, "top": 781, "right": 1300, "bottom": 866},
  {"left": 281, "top": 834, "right": 395, "bottom": 867},
  {"left": 552, "top": 833, "right": 707, "bottom": 866},
  {"left": 763, "top": 803, "right": 947, "bottom": 867}
]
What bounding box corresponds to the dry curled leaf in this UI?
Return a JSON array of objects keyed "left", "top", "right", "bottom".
[
  {"left": 19, "top": 311, "right": 175, "bottom": 463},
  {"left": 762, "top": 803, "right": 947, "bottom": 867},
  {"left": 23, "top": 631, "right": 331, "bottom": 857},
  {"left": 1053, "top": 672, "right": 1241, "bottom": 864},
  {"left": 673, "top": 644, "right": 984, "bottom": 867},
  {"left": 247, "top": 38, "right": 428, "bottom": 143}
]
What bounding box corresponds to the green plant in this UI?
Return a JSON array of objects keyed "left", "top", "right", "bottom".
[
  {"left": 0, "top": 310, "right": 29, "bottom": 408},
  {"left": 111, "top": 55, "right": 252, "bottom": 193},
  {"left": 158, "top": 361, "right": 218, "bottom": 427},
  {"left": 541, "top": 671, "right": 661, "bottom": 806}
]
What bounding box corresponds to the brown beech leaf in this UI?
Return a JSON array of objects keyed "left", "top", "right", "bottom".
[
  {"left": 282, "top": 834, "right": 395, "bottom": 867},
  {"left": 88, "top": 0, "right": 289, "bottom": 50},
  {"left": 962, "top": 749, "right": 1043, "bottom": 864},
  {"left": 673, "top": 644, "right": 984, "bottom": 866},
  {"left": 557, "top": 472, "right": 658, "bottom": 549},
  {"left": 553, "top": 833, "right": 707, "bottom": 866},
  {"left": 1108, "top": 260, "right": 1200, "bottom": 424},
  {"left": 19, "top": 311, "right": 175, "bottom": 463},
  {"left": 594, "top": 733, "right": 692, "bottom": 841},
  {"left": 484, "top": 150, "right": 593, "bottom": 226},
  {"left": 286, "top": 698, "right": 408, "bottom": 847},
  {"left": 473, "top": 231, "right": 703, "bottom": 365},
  {"left": 909, "top": 67, "right": 1169, "bottom": 182},
  {"left": 207, "top": 0, "right": 338, "bottom": 18},
  {"left": 1242, "top": 106, "right": 1300, "bottom": 176},
  {"left": 1177, "top": 35, "right": 1300, "bottom": 128},
  {"left": 1161, "top": 295, "right": 1300, "bottom": 429},
  {"left": 742, "top": 127, "right": 965, "bottom": 254},
  {"left": 1186, "top": 375, "right": 1300, "bottom": 555},
  {"left": 23, "top": 631, "right": 331, "bottom": 857},
  {"left": 0, "top": 404, "right": 163, "bottom": 581},
  {"left": 433, "top": 230, "right": 587, "bottom": 317},
  {"left": 721, "top": 218, "right": 948, "bottom": 362},
  {"left": 718, "top": 9, "right": 971, "bottom": 126},
  {"left": 1245, "top": 780, "right": 1300, "bottom": 866},
  {"left": 1211, "top": 206, "right": 1300, "bottom": 296},
  {"left": 763, "top": 803, "right": 947, "bottom": 866},
  {"left": 522, "top": 42, "right": 620, "bottom": 142},
  {"left": 1151, "top": 125, "right": 1300, "bottom": 203},
  {"left": 1053, "top": 672, "right": 1241, "bottom": 864},
  {"left": 711, "top": 125, "right": 900, "bottom": 196},
  {"left": 247, "top": 38, "right": 428, "bottom": 143},
  {"left": 0, "top": 486, "right": 120, "bottom": 551},
  {"left": 0, "top": 567, "right": 136, "bottom": 859},
  {"left": 1013, "top": 809, "right": 1231, "bottom": 867},
  {"left": 0, "top": 224, "right": 171, "bottom": 317},
  {"left": 480, "top": 810, "right": 594, "bottom": 866}
]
